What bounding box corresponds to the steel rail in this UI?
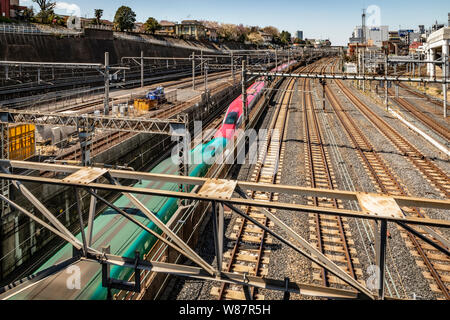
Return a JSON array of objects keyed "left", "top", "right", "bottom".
[
  {"left": 387, "top": 88, "right": 450, "bottom": 141},
  {"left": 325, "top": 62, "right": 450, "bottom": 299},
  {"left": 303, "top": 60, "right": 357, "bottom": 289},
  {"left": 217, "top": 64, "right": 298, "bottom": 300}
]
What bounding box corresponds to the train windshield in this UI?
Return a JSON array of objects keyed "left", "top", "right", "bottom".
[{"left": 224, "top": 112, "right": 239, "bottom": 125}]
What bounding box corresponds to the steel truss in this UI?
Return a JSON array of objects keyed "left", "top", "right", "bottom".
[
  {"left": 0, "top": 109, "right": 188, "bottom": 135},
  {"left": 0, "top": 160, "right": 448, "bottom": 300},
  {"left": 246, "top": 71, "right": 450, "bottom": 84}
]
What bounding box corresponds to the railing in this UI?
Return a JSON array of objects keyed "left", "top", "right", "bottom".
[
  {"left": 84, "top": 24, "right": 113, "bottom": 31},
  {"left": 113, "top": 32, "right": 219, "bottom": 53},
  {"left": 0, "top": 23, "right": 82, "bottom": 36}
]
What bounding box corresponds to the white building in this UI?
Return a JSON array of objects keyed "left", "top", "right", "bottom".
[
  {"left": 425, "top": 27, "right": 450, "bottom": 79},
  {"left": 349, "top": 25, "right": 389, "bottom": 47}
]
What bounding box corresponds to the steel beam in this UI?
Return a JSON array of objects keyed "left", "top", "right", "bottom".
[
  {"left": 0, "top": 170, "right": 449, "bottom": 229},
  {"left": 85, "top": 188, "right": 195, "bottom": 264},
  {"left": 0, "top": 167, "right": 82, "bottom": 246},
  {"left": 211, "top": 201, "right": 224, "bottom": 273},
  {"left": 86, "top": 189, "right": 97, "bottom": 247},
  {"left": 231, "top": 187, "right": 375, "bottom": 298},
  {"left": 87, "top": 253, "right": 364, "bottom": 299},
  {"left": 0, "top": 194, "right": 82, "bottom": 250},
  {"left": 105, "top": 174, "right": 216, "bottom": 276},
  {"left": 246, "top": 71, "right": 450, "bottom": 84},
  {"left": 3, "top": 160, "right": 450, "bottom": 212},
  {"left": 376, "top": 221, "right": 387, "bottom": 300},
  {"left": 0, "top": 110, "right": 188, "bottom": 135},
  {"left": 75, "top": 188, "right": 88, "bottom": 256},
  {"left": 0, "top": 60, "right": 103, "bottom": 69},
  {"left": 398, "top": 223, "right": 450, "bottom": 256}
]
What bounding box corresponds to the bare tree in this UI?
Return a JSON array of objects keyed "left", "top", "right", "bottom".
[
  {"left": 32, "top": 0, "right": 56, "bottom": 12},
  {"left": 262, "top": 26, "right": 280, "bottom": 37},
  {"left": 32, "top": 0, "right": 56, "bottom": 22},
  {"left": 247, "top": 32, "right": 264, "bottom": 45}
]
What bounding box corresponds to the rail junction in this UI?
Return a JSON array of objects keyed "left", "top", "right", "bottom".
[{"left": 0, "top": 48, "right": 448, "bottom": 301}]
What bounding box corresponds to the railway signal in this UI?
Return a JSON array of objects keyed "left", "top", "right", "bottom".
[{"left": 319, "top": 78, "right": 327, "bottom": 110}]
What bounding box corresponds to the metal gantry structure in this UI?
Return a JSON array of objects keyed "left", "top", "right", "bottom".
[
  {"left": 0, "top": 55, "right": 129, "bottom": 116},
  {"left": 120, "top": 48, "right": 303, "bottom": 93},
  {"left": 356, "top": 51, "right": 449, "bottom": 117},
  {"left": 245, "top": 69, "right": 450, "bottom": 118},
  {"left": 0, "top": 109, "right": 189, "bottom": 214},
  {"left": 0, "top": 49, "right": 448, "bottom": 301},
  {"left": 0, "top": 161, "right": 448, "bottom": 300}
]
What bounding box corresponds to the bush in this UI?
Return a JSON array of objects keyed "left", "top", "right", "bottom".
[{"left": 0, "top": 16, "right": 14, "bottom": 23}]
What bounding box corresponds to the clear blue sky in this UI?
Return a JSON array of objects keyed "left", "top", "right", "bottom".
[{"left": 22, "top": 0, "right": 450, "bottom": 45}]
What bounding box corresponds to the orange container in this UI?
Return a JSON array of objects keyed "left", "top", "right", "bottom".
[{"left": 8, "top": 124, "right": 36, "bottom": 160}]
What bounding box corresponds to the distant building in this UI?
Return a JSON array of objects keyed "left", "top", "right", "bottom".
[
  {"left": 206, "top": 26, "right": 217, "bottom": 41},
  {"left": 134, "top": 22, "right": 144, "bottom": 33},
  {"left": 432, "top": 21, "right": 445, "bottom": 31},
  {"left": 296, "top": 30, "right": 303, "bottom": 41},
  {"left": 409, "top": 41, "right": 423, "bottom": 54},
  {"left": 347, "top": 43, "right": 370, "bottom": 56},
  {"left": 398, "top": 29, "right": 421, "bottom": 45},
  {"left": 349, "top": 25, "right": 389, "bottom": 47},
  {"left": 313, "top": 39, "right": 331, "bottom": 48},
  {"left": 155, "top": 20, "right": 177, "bottom": 36},
  {"left": 388, "top": 31, "right": 401, "bottom": 43},
  {"left": 80, "top": 17, "right": 114, "bottom": 29},
  {"left": 1, "top": 0, "right": 26, "bottom": 18},
  {"left": 419, "top": 25, "right": 425, "bottom": 35},
  {"left": 176, "top": 20, "right": 207, "bottom": 40},
  {"left": 259, "top": 31, "right": 272, "bottom": 44}
]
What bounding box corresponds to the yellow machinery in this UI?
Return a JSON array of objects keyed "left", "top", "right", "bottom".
[
  {"left": 9, "top": 124, "right": 36, "bottom": 160},
  {"left": 133, "top": 99, "right": 158, "bottom": 112}
]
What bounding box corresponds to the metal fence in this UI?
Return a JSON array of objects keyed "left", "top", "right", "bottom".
[
  {"left": 113, "top": 32, "right": 218, "bottom": 53},
  {"left": 84, "top": 24, "right": 113, "bottom": 31},
  {"left": 0, "top": 23, "right": 82, "bottom": 36}
]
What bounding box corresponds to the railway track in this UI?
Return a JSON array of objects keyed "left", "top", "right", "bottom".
[
  {"left": 211, "top": 67, "right": 298, "bottom": 300},
  {"left": 302, "top": 61, "right": 362, "bottom": 289},
  {"left": 387, "top": 88, "right": 450, "bottom": 141},
  {"left": 53, "top": 70, "right": 233, "bottom": 115},
  {"left": 326, "top": 61, "right": 450, "bottom": 299},
  {"left": 54, "top": 72, "right": 239, "bottom": 161},
  {"left": 398, "top": 82, "right": 449, "bottom": 113},
  {"left": 335, "top": 76, "right": 449, "bottom": 198}
]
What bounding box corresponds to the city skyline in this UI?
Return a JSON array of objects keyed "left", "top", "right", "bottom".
[{"left": 20, "top": 0, "right": 450, "bottom": 45}]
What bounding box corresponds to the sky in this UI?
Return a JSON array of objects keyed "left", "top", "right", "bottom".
[{"left": 21, "top": 0, "right": 450, "bottom": 45}]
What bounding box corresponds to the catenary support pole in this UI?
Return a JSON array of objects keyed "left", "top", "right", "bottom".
[
  {"left": 140, "top": 51, "right": 144, "bottom": 88},
  {"left": 104, "top": 52, "right": 110, "bottom": 115},
  {"left": 242, "top": 60, "right": 248, "bottom": 129},
  {"left": 385, "top": 55, "right": 389, "bottom": 111},
  {"left": 376, "top": 220, "right": 387, "bottom": 300},
  {"left": 192, "top": 52, "right": 195, "bottom": 90},
  {"left": 443, "top": 52, "right": 448, "bottom": 118}
]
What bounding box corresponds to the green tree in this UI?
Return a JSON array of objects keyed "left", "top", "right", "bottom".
[
  {"left": 280, "top": 30, "right": 291, "bottom": 45},
  {"left": 144, "top": 17, "right": 160, "bottom": 34},
  {"left": 22, "top": 7, "right": 35, "bottom": 22},
  {"left": 113, "top": 6, "right": 136, "bottom": 32},
  {"left": 94, "top": 9, "right": 103, "bottom": 25}
]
